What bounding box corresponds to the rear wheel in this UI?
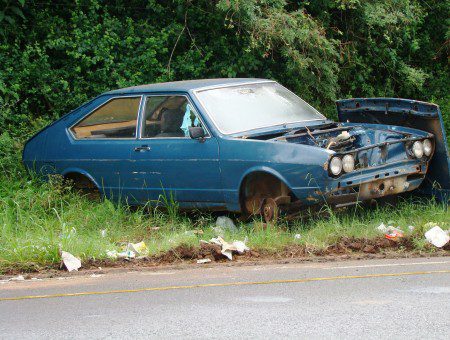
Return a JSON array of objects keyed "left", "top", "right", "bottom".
[{"left": 64, "top": 173, "right": 100, "bottom": 200}]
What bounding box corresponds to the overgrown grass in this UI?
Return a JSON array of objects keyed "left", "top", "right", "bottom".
[
  {"left": 1, "top": 175, "right": 448, "bottom": 273},
  {"left": 0, "top": 133, "right": 448, "bottom": 273}
]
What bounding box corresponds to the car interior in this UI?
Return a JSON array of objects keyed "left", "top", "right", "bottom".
[
  {"left": 143, "top": 96, "right": 193, "bottom": 138},
  {"left": 71, "top": 95, "right": 203, "bottom": 139}
]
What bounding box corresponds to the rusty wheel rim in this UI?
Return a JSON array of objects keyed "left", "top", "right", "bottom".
[{"left": 262, "top": 198, "right": 278, "bottom": 223}]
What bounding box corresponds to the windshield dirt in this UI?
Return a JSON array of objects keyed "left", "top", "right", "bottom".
[{"left": 195, "top": 82, "right": 325, "bottom": 134}]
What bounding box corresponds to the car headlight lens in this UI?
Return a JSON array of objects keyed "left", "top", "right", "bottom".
[
  {"left": 342, "top": 154, "right": 355, "bottom": 173},
  {"left": 423, "top": 139, "right": 433, "bottom": 157},
  {"left": 329, "top": 157, "right": 343, "bottom": 176},
  {"left": 412, "top": 141, "right": 424, "bottom": 158}
]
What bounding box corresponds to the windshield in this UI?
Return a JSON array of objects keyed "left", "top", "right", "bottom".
[{"left": 195, "top": 82, "right": 325, "bottom": 135}]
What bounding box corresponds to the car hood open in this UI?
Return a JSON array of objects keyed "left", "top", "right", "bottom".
[{"left": 336, "top": 98, "right": 450, "bottom": 201}]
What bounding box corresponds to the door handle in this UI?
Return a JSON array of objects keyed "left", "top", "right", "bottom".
[{"left": 134, "top": 145, "right": 151, "bottom": 152}]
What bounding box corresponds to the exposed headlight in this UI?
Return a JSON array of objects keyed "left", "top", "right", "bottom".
[
  {"left": 342, "top": 154, "right": 355, "bottom": 173},
  {"left": 412, "top": 141, "right": 424, "bottom": 158},
  {"left": 423, "top": 139, "right": 433, "bottom": 157},
  {"left": 329, "top": 157, "right": 343, "bottom": 176}
]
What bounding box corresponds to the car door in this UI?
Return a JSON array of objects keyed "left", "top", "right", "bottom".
[
  {"left": 66, "top": 95, "right": 142, "bottom": 201},
  {"left": 128, "top": 94, "right": 224, "bottom": 207}
]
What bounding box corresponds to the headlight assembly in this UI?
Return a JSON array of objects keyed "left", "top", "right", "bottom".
[
  {"left": 411, "top": 141, "right": 424, "bottom": 158},
  {"left": 342, "top": 154, "right": 355, "bottom": 173},
  {"left": 329, "top": 157, "right": 343, "bottom": 176},
  {"left": 423, "top": 139, "right": 433, "bottom": 157}
]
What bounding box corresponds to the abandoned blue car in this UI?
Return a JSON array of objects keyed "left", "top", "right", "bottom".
[{"left": 23, "top": 79, "right": 449, "bottom": 220}]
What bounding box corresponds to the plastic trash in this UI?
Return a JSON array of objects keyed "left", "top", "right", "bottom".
[
  {"left": 377, "top": 223, "right": 389, "bottom": 233},
  {"left": 100, "top": 229, "right": 107, "bottom": 238},
  {"left": 385, "top": 230, "right": 404, "bottom": 240},
  {"left": 232, "top": 240, "right": 250, "bottom": 254},
  {"left": 9, "top": 275, "right": 25, "bottom": 281},
  {"left": 61, "top": 251, "right": 81, "bottom": 272},
  {"left": 117, "top": 250, "right": 136, "bottom": 259},
  {"left": 106, "top": 250, "right": 118, "bottom": 259},
  {"left": 196, "top": 259, "right": 211, "bottom": 264},
  {"left": 408, "top": 225, "right": 415, "bottom": 232},
  {"left": 127, "top": 241, "right": 149, "bottom": 257},
  {"left": 294, "top": 234, "right": 301, "bottom": 240},
  {"left": 109, "top": 241, "right": 149, "bottom": 260},
  {"left": 425, "top": 226, "right": 450, "bottom": 248},
  {"left": 208, "top": 236, "right": 250, "bottom": 260},
  {"left": 378, "top": 223, "right": 403, "bottom": 235}
]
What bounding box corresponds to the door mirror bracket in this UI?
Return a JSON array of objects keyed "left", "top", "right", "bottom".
[{"left": 188, "top": 126, "right": 206, "bottom": 142}]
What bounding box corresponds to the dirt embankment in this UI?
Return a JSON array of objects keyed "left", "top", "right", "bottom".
[
  {"left": 4, "top": 236, "right": 448, "bottom": 278},
  {"left": 153, "top": 236, "right": 449, "bottom": 263}
]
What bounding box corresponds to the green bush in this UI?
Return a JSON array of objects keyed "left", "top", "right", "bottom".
[{"left": 0, "top": 0, "right": 448, "bottom": 139}]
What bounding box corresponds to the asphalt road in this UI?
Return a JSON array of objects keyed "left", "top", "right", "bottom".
[{"left": 1, "top": 257, "right": 449, "bottom": 339}]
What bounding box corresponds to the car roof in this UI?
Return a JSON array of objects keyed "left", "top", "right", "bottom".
[{"left": 105, "top": 78, "right": 272, "bottom": 95}]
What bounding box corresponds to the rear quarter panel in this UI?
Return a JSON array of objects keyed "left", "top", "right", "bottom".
[{"left": 22, "top": 95, "right": 108, "bottom": 180}]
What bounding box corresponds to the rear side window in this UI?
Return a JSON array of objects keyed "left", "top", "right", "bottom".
[{"left": 71, "top": 97, "right": 141, "bottom": 139}]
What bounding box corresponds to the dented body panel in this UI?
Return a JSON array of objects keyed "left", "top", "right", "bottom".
[{"left": 22, "top": 79, "right": 447, "bottom": 215}]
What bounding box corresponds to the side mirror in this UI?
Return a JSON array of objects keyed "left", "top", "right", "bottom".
[{"left": 188, "top": 126, "right": 205, "bottom": 140}]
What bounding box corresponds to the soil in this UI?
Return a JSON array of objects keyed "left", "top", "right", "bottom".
[{"left": 1, "top": 236, "right": 448, "bottom": 279}]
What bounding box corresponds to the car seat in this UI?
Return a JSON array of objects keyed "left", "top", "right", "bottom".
[{"left": 155, "top": 108, "right": 184, "bottom": 137}]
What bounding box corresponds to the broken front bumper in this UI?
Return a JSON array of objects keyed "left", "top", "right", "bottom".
[{"left": 323, "top": 160, "right": 427, "bottom": 206}]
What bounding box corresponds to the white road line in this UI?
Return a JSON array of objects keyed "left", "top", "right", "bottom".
[
  {"left": 252, "top": 260, "right": 450, "bottom": 271},
  {"left": 320, "top": 260, "right": 450, "bottom": 270}
]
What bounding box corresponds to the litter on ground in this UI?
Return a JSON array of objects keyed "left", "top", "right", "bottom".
[
  {"left": 197, "top": 259, "right": 212, "bottom": 264},
  {"left": 117, "top": 250, "right": 135, "bottom": 259},
  {"left": 107, "top": 241, "right": 149, "bottom": 260},
  {"left": 106, "top": 250, "right": 118, "bottom": 259},
  {"left": 385, "top": 230, "right": 404, "bottom": 240},
  {"left": 61, "top": 251, "right": 82, "bottom": 272},
  {"left": 377, "top": 223, "right": 405, "bottom": 240},
  {"left": 294, "top": 234, "right": 301, "bottom": 240},
  {"left": 9, "top": 275, "right": 25, "bottom": 281},
  {"left": 126, "top": 241, "right": 149, "bottom": 257},
  {"left": 425, "top": 226, "right": 450, "bottom": 248},
  {"left": 207, "top": 236, "right": 249, "bottom": 260},
  {"left": 90, "top": 274, "right": 103, "bottom": 278}
]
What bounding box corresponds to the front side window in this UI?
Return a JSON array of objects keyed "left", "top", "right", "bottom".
[
  {"left": 195, "top": 82, "right": 325, "bottom": 135},
  {"left": 142, "top": 95, "right": 205, "bottom": 138},
  {"left": 71, "top": 97, "right": 141, "bottom": 139}
]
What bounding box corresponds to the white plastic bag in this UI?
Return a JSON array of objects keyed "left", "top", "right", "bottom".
[{"left": 425, "top": 226, "right": 450, "bottom": 248}]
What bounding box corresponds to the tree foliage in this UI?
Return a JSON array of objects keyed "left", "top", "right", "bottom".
[{"left": 0, "top": 0, "right": 448, "bottom": 137}]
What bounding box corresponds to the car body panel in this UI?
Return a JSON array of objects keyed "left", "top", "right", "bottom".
[
  {"left": 217, "top": 137, "right": 331, "bottom": 211},
  {"left": 129, "top": 137, "right": 223, "bottom": 205}
]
